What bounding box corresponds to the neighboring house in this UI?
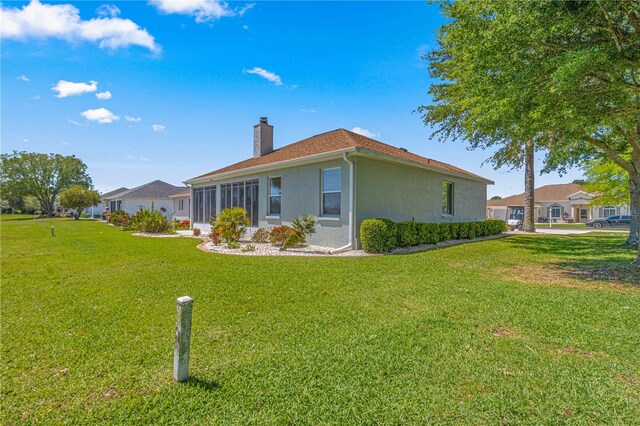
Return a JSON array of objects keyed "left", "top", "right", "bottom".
[
  {"left": 184, "top": 117, "right": 493, "bottom": 249},
  {"left": 101, "top": 180, "right": 187, "bottom": 217},
  {"left": 169, "top": 188, "right": 191, "bottom": 221},
  {"left": 486, "top": 183, "right": 630, "bottom": 223},
  {"left": 99, "top": 187, "right": 128, "bottom": 214}
]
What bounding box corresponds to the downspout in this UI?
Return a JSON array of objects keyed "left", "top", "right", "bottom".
[{"left": 331, "top": 152, "right": 355, "bottom": 253}]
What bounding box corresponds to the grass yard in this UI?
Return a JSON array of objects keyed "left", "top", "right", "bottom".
[
  {"left": 537, "top": 222, "right": 630, "bottom": 231},
  {"left": 1, "top": 216, "right": 639, "bottom": 424}
]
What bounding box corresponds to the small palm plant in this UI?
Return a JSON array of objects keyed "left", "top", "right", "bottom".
[
  {"left": 214, "top": 207, "right": 250, "bottom": 248},
  {"left": 291, "top": 214, "right": 317, "bottom": 244}
]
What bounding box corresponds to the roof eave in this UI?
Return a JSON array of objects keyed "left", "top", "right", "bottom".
[
  {"left": 184, "top": 148, "right": 356, "bottom": 185},
  {"left": 352, "top": 148, "right": 494, "bottom": 184}
]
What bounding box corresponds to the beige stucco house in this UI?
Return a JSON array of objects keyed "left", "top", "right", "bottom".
[
  {"left": 184, "top": 118, "right": 493, "bottom": 249},
  {"left": 486, "top": 183, "right": 630, "bottom": 223}
]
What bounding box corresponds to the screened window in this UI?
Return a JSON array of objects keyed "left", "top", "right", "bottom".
[
  {"left": 442, "top": 182, "right": 454, "bottom": 216},
  {"left": 550, "top": 205, "right": 561, "bottom": 219},
  {"left": 268, "top": 177, "right": 281, "bottom": 216},
  {"left": 321, "top": 168, "right": 341, "bottom": 216},
  {"left": 220, "top": 179, "right": 259, "bottom": 226},
  {"left": 192, "top": 187, "right": 215, "bottom": 224},
  {"left": 603, "top": 206, "right": 616, "bottom": 217},
  {"left": 178, "top": 199, "right": 184, "bottom": 211}
]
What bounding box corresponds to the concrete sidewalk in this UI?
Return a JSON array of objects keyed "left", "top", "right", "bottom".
[{"left": 528, "top": 228, "right": 628, "bottom": 235}]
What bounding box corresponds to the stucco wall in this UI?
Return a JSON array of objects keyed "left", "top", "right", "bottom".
[
  {"left": 172, "top": 196, "right": 190, "bottom": 220},
  {"left": 192, "top": 158, "right": 351, "bottom": 248},
  {"left": 354, "top": 157, "right": 487, "bottom": 245},
  {"left": 120, "top": 198, "right": 174, "bottom": 217}
]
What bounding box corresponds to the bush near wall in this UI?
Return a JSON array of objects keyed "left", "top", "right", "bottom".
[{"left": 360, "top": 219, "right": 507, "bottom": 253}]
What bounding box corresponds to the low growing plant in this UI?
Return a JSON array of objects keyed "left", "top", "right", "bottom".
[
  {"left": 214, "top": 207, "right": 250, "bottom": 247},
  {"left": 193, "top": 228, "right": 201, "bottom": 237},
  {"left": 209, "top": 228, "right": 221, "bottom": 245},
  {"left": 132, "top": 207, "right": 170, "bottom": 233},
  {"left": 108, "top": 210, "right": 132, "bottom": 228},
  {"left": 251, "top": 228, "right": 269, "bottom": 243},
  {"left": 291, "top": 214, "right": 317, "bottom": 243},
  {"left": 269, "top": 225, "right": 304, "bottom": 250},
  {"left": 241, "top": 243, "right": 256, "bottom": 252}
]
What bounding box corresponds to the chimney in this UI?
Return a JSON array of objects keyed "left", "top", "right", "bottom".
[{"left": 253, "top": 117, "right": 273, "bottom": 158}]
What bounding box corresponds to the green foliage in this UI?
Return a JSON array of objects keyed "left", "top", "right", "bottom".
[
  {"left": 59, "top": 185, "right": 101, "bottom": 219},
  {"left": 360, "top": 218, "right": 506, "bottom": 253},
  {"left": 291, "top": 214, "right": 317, "bottom": 243},
  {"left": 269, "top": 225, "right": 304, "bottom": 250},
  {"left": 22, "top": 195, "right": 41, "bottom": 214},
  {"left": 214, "top": 207, "right": 250, "bottom": 248},
  {"left": 583, "top": 157, "right": 630, "bottom": 207},
  {"left": 108, "top": 210, "right": 133, "bottom": 228},
  {"left": 132, "top": 207, "right": 170, "bottom": 233},
  {"left": 241, "top": 243, "right": 256, "bottom": 252},
  {"left": 0, "top": 151, "right": 91, "bottom": 216},
  {"left": 251, "top": 228, "right": 270, "bottom": 243},
  {"left": 359, "top": 218, "right": 398, "bottom": 253}
]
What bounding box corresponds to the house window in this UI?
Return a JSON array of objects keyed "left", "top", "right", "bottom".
[
  {"left": 579, "top": 208, "right": 588, "bottom": 220},
  {"left": 220, "top": 180, "right": 259, "bottom": 226},
  {"left": 442, "top": 182, "right": 454, "bottom": 216},
  {"left": 603, "top": 206, "right": 616, "bottom": 217},
  {"left": 178, "top": 199, "right": 184, "bottom": 211},
  {"left": 550, "top": 205, "right": 561, "bottom": 219},
  {"left": 110, "top": 200, "right": 122, "bottom": 212},
  {"left": 268, "top": 177, "right": 281, "bottom": 216},
  {"left": 321, "top": 168, "right": 341, "bottom": 216}
]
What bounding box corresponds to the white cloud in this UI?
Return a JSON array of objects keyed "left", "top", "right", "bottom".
[
  {"left": 139, "top": 156, "right": 150, "bottom": 162},
  {"left": 150, "top": 0, "right": 253, "bottom": 23},
  {"left": 32, "top": 95, "right": 40, "bottom": 100},
  {"left": 81, "top": 108, "right": 119, "bottom": 124},
  {"left": 152, "top": 124, "right": 165, "bottom": 132},
  {"left": 97, "top": 4, "right": 120, "bottom": 18},
  {"left": 125, "top": 115, "right": 142, "bottom": 122},
  {"left": 1, "top": 0, "right": 160, "bottom": 53},
  {"left": 68, "top": 118, "right": 84, "bottom": 126},
  {"left": 244, "top": 67, "right": 282, "bottom": 86},
  {"left": 126, "top": 154, "right": 150, "bottom": 162},
  {"left": 242, "top": 24, "right": 249, "bottom": 30},
  {"left": 17, "top": 74, "right": 30, "bottom": 81},
  {"left": 62, "top": 141, "right": 69, "bottom": 146},
  {"left": 23, "top": 138, "right": 29, "bottom": 143},
  {"left": 52, "top": 80, "right": 97, "bottom": 98},
  {"left": 351, "top": 127, "right": 380, "bottom": 139},
  {"left": 300, "top": 108, "right": 316, "bottom": 113},
  {"left": 96, "top": 90, "right": 112, "bottom": 100}
]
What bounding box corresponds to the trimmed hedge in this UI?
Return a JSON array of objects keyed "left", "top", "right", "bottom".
[
  {"left": 360, "top": 219, "right": 507, "bottom": 253},
  {"left": 360, "top": 218, "right": 398, "bottom": 253}
]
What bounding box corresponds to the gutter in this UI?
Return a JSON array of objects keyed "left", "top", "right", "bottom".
[{"left": 330, "top": 152, "right": 355, "bottom": 254}]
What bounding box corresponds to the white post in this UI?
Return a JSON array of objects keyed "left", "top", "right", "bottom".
[{"left": 173, "top": 296, "right": 194, "bottom": 382}]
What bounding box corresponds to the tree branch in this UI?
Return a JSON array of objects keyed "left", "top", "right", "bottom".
[{"left": 583, "top": 134, "right": 635, "bottom": 174}]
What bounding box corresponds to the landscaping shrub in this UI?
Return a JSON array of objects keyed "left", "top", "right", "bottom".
[
  {"left": 171, "top": 219, "right": 190, "bottom": 230},
  {"left": 397, "top": 221, "right": 418, "bottom": 247},
  {"left": 214, "top": 207, "right": 250, "bottom": 248},
  {"left": 360, "top": 218, "right": 506, "bottom": 253},
  {"left": 360, "top": 218, "right": 398, "bottom": 253},
  {"left": 208, "top": 228, "right": 221, "bottom": 244},
  {"left": 133, "top": 207, "right": 171, "bottom": 233},
  {"left": 251, "top": 228, "right": 269, "bottom": 243},
  {"left": 193, "top": 228, "right": 201, "bottom": 237},
  {"left": 241, "top": 243, "right": 256, "bottom": 252},
  {"left": 108, "top": 210, "right": 132, "bottom": 228},
  {"left": 269, "top": 225, "right": 304, "bottom": 250},
  {"left": 291, "top": 214, "right": 317, "bottom": 243}
]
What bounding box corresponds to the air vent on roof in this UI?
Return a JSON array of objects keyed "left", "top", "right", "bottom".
[{"left": 399, "top": 147, "right": 408, "bottom": 152}]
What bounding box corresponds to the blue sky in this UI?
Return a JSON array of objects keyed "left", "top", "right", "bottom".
[{"left": 1, "top": 0, "right": 583, "bottom": 196}]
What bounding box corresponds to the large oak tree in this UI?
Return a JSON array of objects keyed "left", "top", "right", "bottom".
[
  {"left": 1, "top": 152, "right": 92, "bottom": 217},
  {"left": 421, "top": 0, "right": 640, "bottom": 261}
]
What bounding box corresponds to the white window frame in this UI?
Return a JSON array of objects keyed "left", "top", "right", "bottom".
[
  {"left": 321, "top": 167, "right": 341, "bottom": 217},
  {"left": 550, "top": 205, "right": 561, "bottom": 219},
  {"left": 178, "top": 199, "right": 184, "bottom": 211},
  {"left": 267, "top": 176, "right": 282, "bottom": 217},
  {"left": 603, "top": 206, "right": 616, "bottom": 217},
  {"left": 442, "top": 181, "right": 454, "bottom": 217}
]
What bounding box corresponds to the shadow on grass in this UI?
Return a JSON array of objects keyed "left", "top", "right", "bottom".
[
  {"left": 183, "top": 377, "right": 221, "bottom": 392},
  {"left": 504, "top": 234, "right": 639, "bottom": 286}
]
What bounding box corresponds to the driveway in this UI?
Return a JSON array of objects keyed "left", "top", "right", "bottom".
[{"left": 533, "top": 228, "right": 628, "bottom": 235}]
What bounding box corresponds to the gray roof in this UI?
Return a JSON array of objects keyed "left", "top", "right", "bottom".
[
  {"left": 101, "top": 187, "right": 129, "bottom": 199},
  {"left": 103, "top": 180, "right": 186, "bottom": 200}
]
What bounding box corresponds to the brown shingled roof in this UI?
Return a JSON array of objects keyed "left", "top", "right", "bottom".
[
  {"left": 487, "top": 183, "right": 590, "bottom": 206},
  {"left": 188, "top": 129, "right": 490, "bottom": 183}
]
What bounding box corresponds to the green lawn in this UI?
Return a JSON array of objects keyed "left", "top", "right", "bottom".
[
  {"left": 537, "top": 222, "right": 630, "bottom": 231},
  {"left": 1, "top": 216, "right": 639, "bottom": 424}
]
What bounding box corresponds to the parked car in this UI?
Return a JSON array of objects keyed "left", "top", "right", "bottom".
[{"left": 586, "top": 215, "right": 630, "bottom": 229}]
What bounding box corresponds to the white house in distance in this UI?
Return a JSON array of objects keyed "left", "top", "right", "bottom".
[
  {"left": 486, "top": 183, "right": 630, "bottom": 223},
  {"left": 101, "top": 180, "right": 187, "bottom": 218},
  {"left": 183, "top": 117, "right": 493, "bottom": 249},
  {"left": 169, "top": 188, "right": 190, "bottom": 221}
]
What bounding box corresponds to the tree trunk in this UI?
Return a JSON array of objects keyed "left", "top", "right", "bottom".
[
  {"left": 523, "top": 139, "right": 536, "bottom": 232},
  {"left": 628, "top": 175, "right": 640, "bottom": 264}
]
